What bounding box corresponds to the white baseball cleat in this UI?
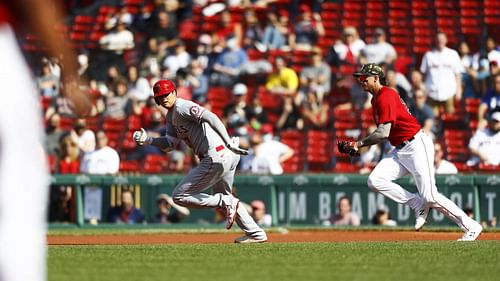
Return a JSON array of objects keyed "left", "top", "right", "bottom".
[
  {"left": 234, "top": 235, "right": 268, "bottom": 244},
  {"left": 414, "top": 205, "right": 430, "bottom": 231},
  {"left": 223, "top": 195, "right": 240, "bottom": 230},
  {"left": 457, "top": 224, "right": 483, "bottom": 241}
]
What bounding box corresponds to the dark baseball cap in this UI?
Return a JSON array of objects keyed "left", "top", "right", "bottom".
[{"left": 353, "top": 63, "right": 385, "bottom": 77}]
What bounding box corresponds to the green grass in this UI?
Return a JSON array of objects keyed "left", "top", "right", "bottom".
[{"left": 49, "top": 241, "right": 500, "bottom": 281}]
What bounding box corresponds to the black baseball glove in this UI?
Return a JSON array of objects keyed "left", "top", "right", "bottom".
[{"left": 337, "top": 140, "right": 360, "bottom": 157}]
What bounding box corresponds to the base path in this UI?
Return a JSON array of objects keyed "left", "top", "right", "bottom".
[{"left": 47, "top": 230, "right": 500, "bottom": 245}]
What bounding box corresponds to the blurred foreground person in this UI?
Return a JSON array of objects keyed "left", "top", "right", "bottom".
[{"left": 0, "top": 1, "right": 91, "bottom": 281}]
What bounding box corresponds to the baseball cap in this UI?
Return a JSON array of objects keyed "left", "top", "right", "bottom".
[
  {"left": 233, "top": 83, "right": 248, "bottom": 96},
  {"left": 490, "top": 111, "right": 500, "bottom": 122},
  {"left": 353, "top": 63, "right": 385, "bottom": 77},
  {"left": 251, "top": 200, "right": 265, "bottom": 210}
]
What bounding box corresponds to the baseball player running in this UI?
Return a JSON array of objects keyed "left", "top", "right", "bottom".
[
  {"left": 133, "top": 80, "right": 267, "bottom": 243},
  {"left": 337, "top": 63, "right": 482, "bottom": 241},
  {"left": 0, "top": 1, "right": 91, "bottom": 281}
]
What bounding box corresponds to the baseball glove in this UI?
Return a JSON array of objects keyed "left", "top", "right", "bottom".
[{"left": 337, "top": 140, "right": 360, "bottom": 157}]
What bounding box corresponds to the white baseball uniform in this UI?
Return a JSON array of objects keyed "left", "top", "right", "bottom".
[{"left": 0, "top": 23, "right": 48, "bottom": 281}]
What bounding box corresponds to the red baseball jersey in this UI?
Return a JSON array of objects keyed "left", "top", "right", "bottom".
[{"left": 371, "top": 86, "right": 421, "bottom": 146}]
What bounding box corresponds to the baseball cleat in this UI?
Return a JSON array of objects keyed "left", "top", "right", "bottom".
[
  {"left": 234, "top": 235, "right": 268, "bottom": 244},
  {"left": 414, "top": 205, "right": 430, "bottom": 231},
  {"left": 457, "top": 224, "right": 483, "bottom": 241},
  {"left": 224, "top": 196, "right": 239, "bottom": 230}
]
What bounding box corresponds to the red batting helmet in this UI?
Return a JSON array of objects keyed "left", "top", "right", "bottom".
[{"left": 153, "top": 80, "right": 176, "bottom": 105}]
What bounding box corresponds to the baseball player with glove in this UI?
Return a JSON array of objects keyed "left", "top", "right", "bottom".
[
  {"left": 133, "top": 80, "right": 267, "bottom": 243},
  {"left": 337, "top": 63, "right": 482, "bottom": 241}
]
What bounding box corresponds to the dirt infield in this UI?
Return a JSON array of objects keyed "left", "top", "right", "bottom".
[{"left": 47, "top": 230, "right": 500, "bottom": 245}]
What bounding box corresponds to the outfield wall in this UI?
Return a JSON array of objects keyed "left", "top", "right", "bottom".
[{"left": 50, "top": 174, "right": 500, "bottom": 226}]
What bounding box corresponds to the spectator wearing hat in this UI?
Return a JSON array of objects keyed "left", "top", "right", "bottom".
[
  {"left": 478, "top": 74, "right": 500, "bottom": 129},
  {"left": 250, "top": 200, "right": 272, "bottom": 227},
  {"left": 468, "top": 111, "right": 500, "bottom": 167},
  {"left": 151, "top": 193, "right": 190, "bottom": 224},
  {"left": 360, "top": 28, "right": 397, "bottom": 65},
  {"left": 223, "top": 83, "right": 251, "bottom": 137}
]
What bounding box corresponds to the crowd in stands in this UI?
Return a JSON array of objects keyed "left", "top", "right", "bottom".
[{"left": 25, "top": 0, "right": 500, "bottom": 177}]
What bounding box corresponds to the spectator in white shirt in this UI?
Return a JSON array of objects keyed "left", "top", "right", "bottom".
[
  {"left": 420, "top": 32, "right": 464, "bottom": 114},
  {"left": 434, "top": 142, "right": 458, "bottom": 174},
  {"left": 251, "top": 128, "right": 294, "bottom": 175},
  {"left": 80, "top": 131, "right": 120, "bottom": 174},
  {"left": 468, "top": 111, "right": 500, "bottom": 166}
]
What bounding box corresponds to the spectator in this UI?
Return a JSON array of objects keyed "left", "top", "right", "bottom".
[
  {"left": 420, "top": 32, "right": 464, "bottom": 114},
  {"left": 151, "top": 193, "right": 190, "bottom": 223},
  {"left": 360, "top": 28, "right": 397, "bottom": 65},
  {"left": 58, "top": 133, "right": 81, "bottom": 174},
  {"left": 242, "top": 9, "right": 264, "bottom": 51},
  {"left": 45, "top": 113, "right": 67, "bottom": 157},
  {"left": 467, "top": 111, "right": 500, "bottom": 167},
  {"left": 434, "top": 142, "right": 458, "bottom": 174},
  {"left": 163, "top": 40, "right": 191, "bottom": 77},
  {"left": 250, "top": 200, "right": 272, "bottom": 227},
  {"left": 333, "top": 26, "right": 366, "bottom": 65},
  {"left": 478, "top": 74, "right": 500, "bottom": 129},
  {"left": 210, "top": 37, "right": 248, "bottom": 87},
  {"left": 70, "top": 118, "right": 96, "bottom": 154},
  {"left": 288, "top": 4, "right": 324, "bottom": 51},
  {"left": 36, "top": 58, "right": 60, "bottom": 98},
  {"left": 223, "top": 83, "right": 251, "bottom": 137},
  {"left": 104, "top": 79, "right": 131, "bottom": 120},
  {"left": 215, "top": 10, "right": 243, "bottom": 45},
  {"left": 458, "top": 41, "right": 480, "bottom": 99},
  {"left": 99, "top": 20, "right": 134, "bottom": 73},
  {"left": 127, "top": 65, "right": 151, "bottom": 102},
  {"left": 372, "top": 204, "right": 397, "bottom": 226},
  {"left": 299, "top": 48, "right": 331, "bottom": 103},
  {"left": 265, "top": 56, "right": 299, "bottom": 96},
  {"left": 276, "top": 95, "right": 303, "bottom": 130},
  {"left": 409, "top": 89, "right": 435, "bottom": 138},
  {"left": 329, "top": 196, "right": 360, "bottom": 226},
  {"left": 80, "top": 131, "right": 120, "bottom": 175},
  {"left": 186, "top": 59, "right": 209, "bottom": 104},
  {"left": 300, "top": 87, "right": 330, "bottom": 129},
  {"left": 251, "top": 127, "right": 294, "bottom": 175},
  {"left": 107, "top": 190, "right": 145, "bottom": 224},
  {"left": 140, "top": 37, "right": 166, "bottom": 78},
  {"left": 261, "top": 9, "right": 290, "bottom": 51},
  {"left": 147, "top": 10, "right": 178, "bottom": 53},
  {"left": 48, "top": 186, "right": 73, "bottom": 223},
  {"left": 486, "top": 37, "right": 500, "bottom": 66}
]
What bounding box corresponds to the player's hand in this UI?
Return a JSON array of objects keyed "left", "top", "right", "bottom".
[
  {"left": 337, "top": 139, "right": 360, "bottom": 157},
  {"left": 133, "top": 128, "right": 152, "bottom": 145},
  {"left": 226, "top": 137, "right": 249, "bottom": 155}
]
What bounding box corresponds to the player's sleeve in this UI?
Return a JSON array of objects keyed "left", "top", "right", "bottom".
[
  {"left": 376, "top": 93, "right": 397, "bottom": 126},
  {"left": 179, "top": 101, "right": 206, "bottom": 123}
]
